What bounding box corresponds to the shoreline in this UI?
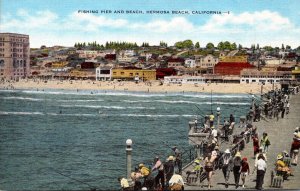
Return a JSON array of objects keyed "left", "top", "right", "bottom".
[{"left": 0, "top": 79, "right": 277, "bottom": 94}]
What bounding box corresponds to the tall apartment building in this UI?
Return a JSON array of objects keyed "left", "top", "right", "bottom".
[{"left": 0, "top": 33, "right": 30, "bottom": 79}]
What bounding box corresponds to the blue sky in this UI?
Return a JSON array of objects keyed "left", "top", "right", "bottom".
[{"left": 1, "top": 0, "right": 300, "bottom": 48}]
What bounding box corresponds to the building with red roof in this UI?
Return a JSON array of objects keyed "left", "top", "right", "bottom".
[{"left": 214, "top": 62, "right": 255, "bottom": 76}]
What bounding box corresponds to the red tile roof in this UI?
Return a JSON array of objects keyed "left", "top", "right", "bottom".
[{"left": 215, "top": 62, "right": 254, "bottom": 67}]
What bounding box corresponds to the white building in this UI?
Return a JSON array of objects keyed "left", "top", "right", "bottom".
[
  {"left": 240, "top": 69, "right": 291, "bottom": 84},
  {"left": 164, "top": 76, "right": 205, "bottom": 84},
  {"left": 95, "top": 66, "right": 112, "bottom": 81},
  {"left": 185, "top": 59, "right": 196, "bottom": 68}
]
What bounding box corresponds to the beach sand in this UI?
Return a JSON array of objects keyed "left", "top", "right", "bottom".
[{"left": 0, "top": 79, "right": 278, "bottom": 94}]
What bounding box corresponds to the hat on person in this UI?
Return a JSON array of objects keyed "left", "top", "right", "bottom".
[
  {"left": 167, "top": 156, "right": 174, "bottom": 161},
  {"left": 242, "top": 157, "right": 247, "bottom": 161},
  {"left": 211, "top": 126, "right": 215, "bottom": 129},
  {"left": 235, "top": 152, "right": 241, "bottom": 157},
  {"left": 214, "top": 146, "right": 219, "bottom": 150},
  {"left": 277, "top": 154, "right": 283, "bottom": 160},
  {"left": 259, "top": 146, "right": 264, "bottom": 151},
  {"left": 194, "top": 159, "right": 200, "bottom": 164},
  {"left": 295, "top": 127, "right": 299, "bottom": 131},
  {"left": 225, "top": 149, "right": 231, "bottom": 154},
  {"left": 139, "top": 163, "right": 144, "bottom": 168}
]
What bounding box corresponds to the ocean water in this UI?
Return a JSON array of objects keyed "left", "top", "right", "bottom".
[{"left": 0, "top": 89, "right": 252, "bottom": 190}]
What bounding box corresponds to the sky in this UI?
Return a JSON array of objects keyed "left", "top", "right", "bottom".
[{"left": 1, "top": 0, "right": 300, "bottom": 48}]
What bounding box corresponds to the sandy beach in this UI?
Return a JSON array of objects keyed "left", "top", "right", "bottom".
[{"left": 0, "top": 79, "right": 278, "bottom": 94}]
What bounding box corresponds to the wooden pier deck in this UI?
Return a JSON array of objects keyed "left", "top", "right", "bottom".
[{"left": 183, "top": 94, "right": 300, "bottom": 190}]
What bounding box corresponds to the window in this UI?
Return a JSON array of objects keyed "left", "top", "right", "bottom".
[{"left": 121, "top": 72, "right": 124, "bottom": 75}]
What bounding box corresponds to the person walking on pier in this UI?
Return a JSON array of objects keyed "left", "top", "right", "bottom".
[
  {"left": 209, "top": 112, "right": 215, "bottom": 127},
  {"left": 254, "top": 154, "right": 267, "bottom": 190},
  {"left": 220, "top": 149, "right": 233, "bottom": 188},
  {"left": 173, "top": 146, "right": 182, "bottom": 175},
  {"left": 260, "top": 132, "right": 270, "bottom": 153},
  {"left": 290, "top": 136, "right": 300, "bottom": 166},
  {"left": 241, "top": 157, "right": 250, "bottom": 188},
  {"left": 165, "top": 156, "right": 175, "bottom": 187},
  {"left": 204, "top": 153, "right": 215, "bottom": 189},
  {"left": 233, "top": 152, "right": 242, "bottom": 189},
  {"left": 152, "top": 157, "right": 165, "bottom": 190},
  {"left": 252, "top": 133, "right": 260, "bottom": 158}
]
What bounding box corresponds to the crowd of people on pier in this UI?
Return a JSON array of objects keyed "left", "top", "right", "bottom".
[{"left": 118, "top": 88, "right": 299, "bottom": 191}]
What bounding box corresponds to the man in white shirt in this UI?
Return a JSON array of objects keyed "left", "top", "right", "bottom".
[{"left": 254, "top": 154, "right": 267, "bottom": 190}]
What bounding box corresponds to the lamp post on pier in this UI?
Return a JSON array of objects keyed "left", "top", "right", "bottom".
[{"left": 126, "top": 139, "right": 132, "bottom": 180}]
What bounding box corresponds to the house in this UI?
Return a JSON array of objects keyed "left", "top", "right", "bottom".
[
  {"left": 96, "top": 66, "right": 112, "bottom": 81},
  {"left": 112, "top": 67, "right": 156, "bottom": 81},
  {"left": 167, "top": 57, "right": 185, "bottom": 69},
  {"left": 214, "top": 62, "right": 254, "bottom": 75},
  {"left": 164, "top": 76, "right": 205, "bottom": 84},
  {"left": 184, "top": 58, "right": 196, "bottom": 68},
  {"left": 196, "top": 54, "right": 219, "bottom": 69},
  {"left": 156, "top": 68, "right": 177, "bottom": 79},
  {"left": 104, "top": 54, "right": 116, "bottom": 61}
]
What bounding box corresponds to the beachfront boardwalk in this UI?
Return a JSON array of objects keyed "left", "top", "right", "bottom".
[{"left": 183, "top": 94, "right": 300, "bottom": 190}]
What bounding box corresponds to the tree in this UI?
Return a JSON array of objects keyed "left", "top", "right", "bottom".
[
  {"left": 206, "top": 42, "right": 214, "bottom": 49},
  {"left": 256, "top": 44, "right": 260, "bottom": 50},
  {"left": 223, "top": 41, "right": 231, "bottom": 50},
  {"left": 281, "top": 44, "right": 285, "bottom": 50},
  {"left": 175, "top": 41, "right": 184, "bottom": 49},
  {"left": 238, "top": 44, "right": 243, "bottom": 50},
  {"left": 195, "top": 42, "right": 200, "bottom": 49},
  {"left": 263, "top": 46, "right": 274, "bottom": 51},
  {"left": 217, "top": 42, "right": 224, "bottom": 50},
  {"left": 286, "top": 45, "right": 291, "bottom": 50},
  {"left": 183, "top": 39, "right": 194, "bottom": 48},
  {"left": 231, "top": 43, "right": 237, "bottom": 50}
]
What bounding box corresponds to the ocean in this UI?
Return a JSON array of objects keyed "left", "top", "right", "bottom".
[{"left": 0, "top": 89, "right": 252, "bottom": 190}]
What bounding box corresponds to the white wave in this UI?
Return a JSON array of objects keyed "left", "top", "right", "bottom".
[
  {"left": 0, "top": 96, "right": 44, "bottom": 101},
  {"left": 155, "top": 100, "right": 197, "bottom": 104},
  {"left": 123, "top": 100, "right": 151, "bottom": 103},
  {"left": 205, "top": 102, "right": 250, "bottom": 105},
  {"left": 182, "top": 94, "right": 249, "bottom": 99},
  {"left": 0, "top": 89, "right": 19, "bottom": 93},
  {"left": 119, "top": 114, "right": 193, "bottom": 118},
  {"left": 123, "top": 99, "right": 250, "bottom": 105},
  {"left": 46, "top": 112, "right": 95, "bottom": 117},
  {"left": 56, "top": 99, "right": 104, "bottom": 102},
  {"left": 0, "top": 111, "right": 44, "bottom": 115},
  {"left": 98, "top": 92, "right": 169, "bottom": 97},
  {"left": 60, "top": 104, "right": 155, "bottom": 110}
]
